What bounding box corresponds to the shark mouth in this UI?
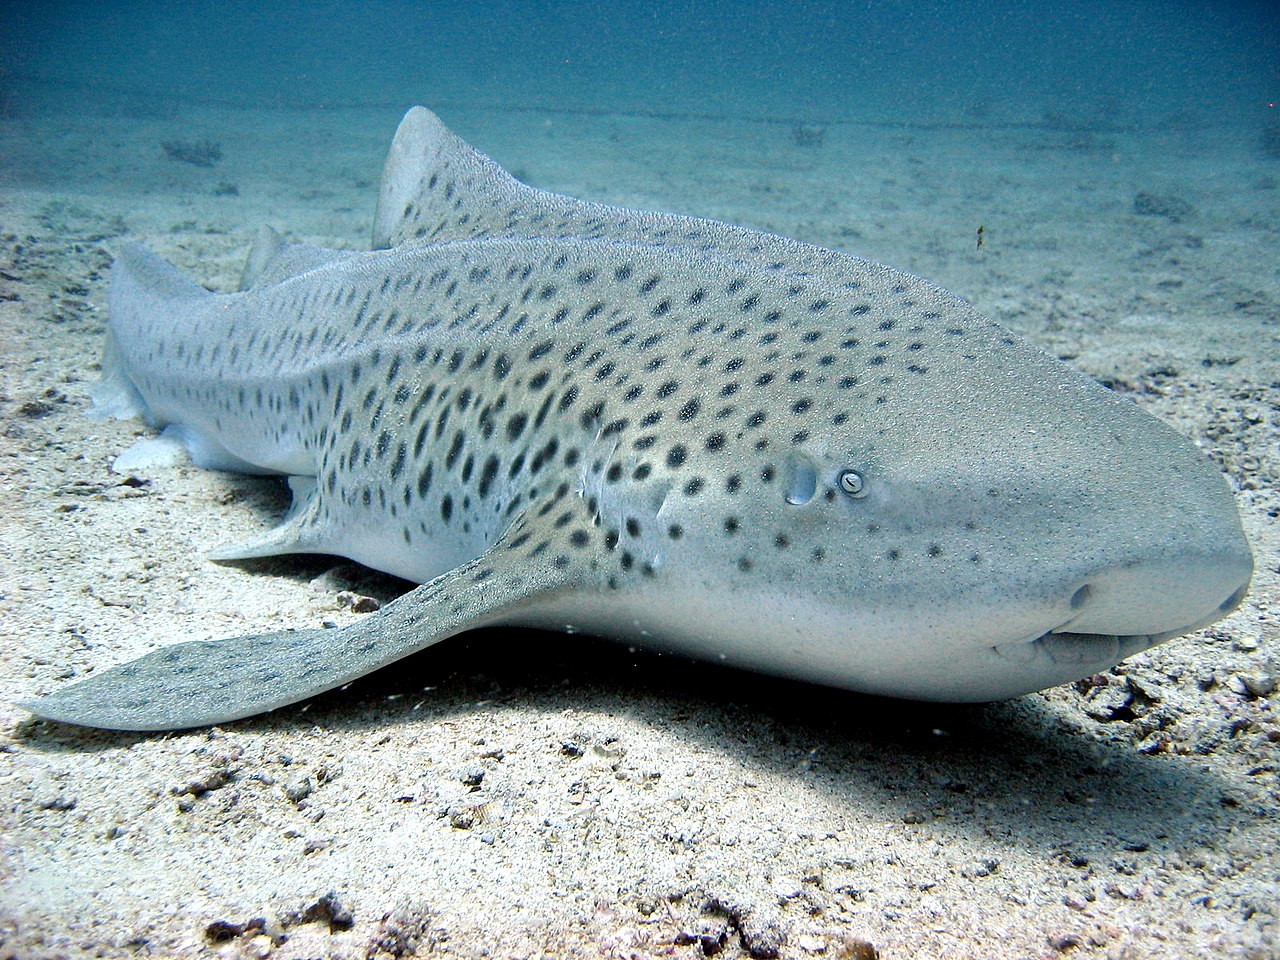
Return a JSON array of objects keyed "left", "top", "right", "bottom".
[
  {"left": 989, "top": 630, "right": 1157, "bottom": 667},
  {"left": 991, "top": 580, "right": 1249, "bottom": 668}
]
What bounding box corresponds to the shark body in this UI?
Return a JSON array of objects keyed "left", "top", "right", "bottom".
[{"left": 21, "top": 107, "right": 1252, "bottom": 730}]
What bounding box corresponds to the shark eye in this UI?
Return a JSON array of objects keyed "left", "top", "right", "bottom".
[{"left": 838, "top": 469, "right": 868, "bottom": 498}]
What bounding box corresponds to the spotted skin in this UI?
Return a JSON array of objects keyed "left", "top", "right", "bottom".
[{"left": 20, "top": 107, "right": 1251, "bottom": 730}]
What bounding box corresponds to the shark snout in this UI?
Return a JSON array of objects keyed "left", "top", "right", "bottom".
[{"left": 1053, "top": 542, "right": 1252, "bottom": 641}]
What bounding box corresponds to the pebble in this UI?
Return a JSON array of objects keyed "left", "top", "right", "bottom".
[
  {"left": 739, "top": 916, "right": 786, "bottom": 959},
  {"left": 1236, "top": 674, "right": 1276, "bottom": 699},
  {"left": 1233, "top": 633, "right": 1261, "bottom": 653},
  {"left": 1104, "top": 883, "right": 1143, "bottom": 901},
  {"left": 172, "top": 767, "right": 237, "bottom": 798},
  {"left": 961, "top": 858, "right": 1001, "bottom": 878},
  {"left": 796, "top": 933, "right": 826, "bottom": 953},
  {"left": 205, "top": 919, "right": 244, "bottom": 942},
  {"left": 771, "top": 878, "right": 803, "bottom": 900},
  {"left": 282, "top": 776, "right": 312, "bottom": 803},
  {"left": 830, "top": 937, "right": 880, "bottom": 960},
  {"left": 336, "top": 590, "right": 380, "bottom": 613},
  {"left": 299, "top": 891, "right": 353, "bottom": 931},
  {"left": 674, "top": 918, "right": 728, "bottom": 954}
]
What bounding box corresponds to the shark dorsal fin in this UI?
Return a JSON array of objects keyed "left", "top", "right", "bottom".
[
  {"left": 371, "top": 106, "right": 851, "bottom": 282},
  {"left": 373, "top": 106, "right": 547, "bottom": 249},
  {"left": 239, "top": 225, "right": 359, "bottom": 290}
]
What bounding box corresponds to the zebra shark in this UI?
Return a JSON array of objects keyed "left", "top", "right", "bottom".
[{"left": 19, "top": 107, "right": 1252, "bottom": 730}]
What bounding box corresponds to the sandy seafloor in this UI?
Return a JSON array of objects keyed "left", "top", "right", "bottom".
[{"left": 0, "top": 101, "right": 1277, "bottom": 960}]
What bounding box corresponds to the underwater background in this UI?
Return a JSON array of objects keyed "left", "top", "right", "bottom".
[
  {"left": 4, "top": 0, "right": 1277, "bottom": 129},
  {"left": 2, "top": 3, "right": 1279, "bottom": 959}
]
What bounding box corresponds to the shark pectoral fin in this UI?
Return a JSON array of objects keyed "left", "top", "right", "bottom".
[
  {"left": 18, "top": 512, "right": 580, "bottom": 731},
  {"left": 208, "top": 476, "right": 326, "bottom": 561}
]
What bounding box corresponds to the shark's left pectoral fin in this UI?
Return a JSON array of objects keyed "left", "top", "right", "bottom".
[{"left": 19, "top": 510, "right": 584, "bottom": 731}]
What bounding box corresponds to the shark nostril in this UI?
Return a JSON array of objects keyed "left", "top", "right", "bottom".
[
  {"left": 1070, "top": 584, "right": 1092, "bottom": 611},
  {"left": 1219, "top": 583, "right": 1248, "bottom": 613}
]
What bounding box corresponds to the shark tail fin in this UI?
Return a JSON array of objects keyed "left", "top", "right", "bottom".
[
  {"left": 17, "top": 498, "right": 595, "bottom": 731},
  {"left": 111, "top": 242, "right": 212, "bottom": 307}
]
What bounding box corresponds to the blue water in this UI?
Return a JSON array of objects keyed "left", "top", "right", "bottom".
[{"left": 3, "top": 0, "right": 1276, "bottom": 129}]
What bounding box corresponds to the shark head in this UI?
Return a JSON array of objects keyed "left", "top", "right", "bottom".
[{"left": 587, "top": 266, "right": 1253, "bottom": 702}]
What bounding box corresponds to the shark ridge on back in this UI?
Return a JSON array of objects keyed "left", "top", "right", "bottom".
[{"left": 19, "top": 106, "right": 1252, "bottom": 731}]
